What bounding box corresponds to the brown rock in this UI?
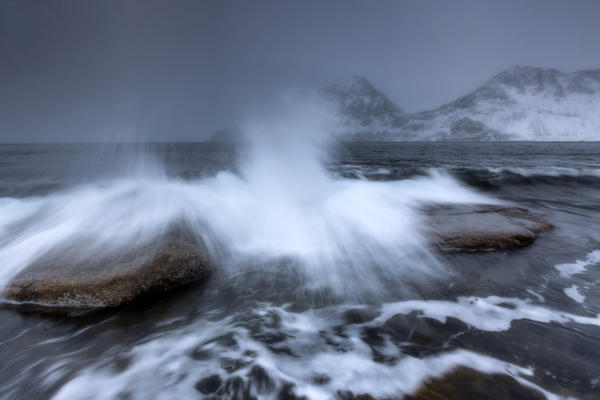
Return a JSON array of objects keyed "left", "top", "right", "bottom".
[
  {"left": 426, "top": 204, "right": 553, "bottom": 252},
  {"left": 4, "top": 226, "right": 212, "bottom": 310},
  {"left": 407, "top": 367, "right": 545, "bottom": 400}
]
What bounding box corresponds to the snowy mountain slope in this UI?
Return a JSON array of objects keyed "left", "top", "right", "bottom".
[
  {"left": 322, "top": 77, "right": 411, "bottom": 140},
  {"left": 327, "top": 66, "right": 600, "bottom": 141}
]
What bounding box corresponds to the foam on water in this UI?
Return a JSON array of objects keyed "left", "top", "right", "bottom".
[
  {"left": 555, "top": 250, "right": 600, "bottom": 278},
  {"left": 564, "top": 285, "right": 586, "bottom": 303},
  {"left": 484, "top": 166, "right": 600, "bottom": 178},
  {"left": 45, "top": 297, "right": 590, "bottom": 400},
  {"left": 376, "top": 296, "right": 600, "bottom": 331}
]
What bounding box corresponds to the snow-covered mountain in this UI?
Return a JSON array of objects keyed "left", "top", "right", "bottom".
[
  {"left": 327, "top": 66, "right": 600, "bottom": 141},
  {"left": 322, "top": 77, "right": 409, "bottom": 140}
]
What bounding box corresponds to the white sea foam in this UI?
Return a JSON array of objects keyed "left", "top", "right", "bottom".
[
  {"left": 555, "top": 250, "right": 600, "bottom": 278},
  {"left": 564, "top": 285, "right": 586, "bottom": 303},
  {"left": 47, "top": 298, "right": 582, "bottom": 400},
  {"left": 376, "top": 295, "right": 600, "bottom": 331},
  {"left": 484, "top": 166, "right": 600, "bottom": 178},
  {"left": 526, "top": 289, "right": 545, "bottom": 302}
]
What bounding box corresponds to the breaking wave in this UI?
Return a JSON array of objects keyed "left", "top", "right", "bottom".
[{"left": 0, "top": 98, "right": 491, "bottom": 299}]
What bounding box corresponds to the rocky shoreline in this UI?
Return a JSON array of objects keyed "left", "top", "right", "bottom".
[
  {"left": 2, "top": 204, "right": 552, "bottom": 311},
  {"left": 0, "top": 204, "right": 563, "bottom": 399}
]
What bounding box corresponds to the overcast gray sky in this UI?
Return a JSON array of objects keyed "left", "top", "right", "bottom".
[{"left": 1, "top": 0, "right": 600, "bottom": 142}]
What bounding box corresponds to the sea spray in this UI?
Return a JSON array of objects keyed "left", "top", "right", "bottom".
[
  {"left": 196, "top": 94, "right": 491, "bottom": 298},
  {"left": 0, "top": 95, "right": 491, "bottom": 299}
]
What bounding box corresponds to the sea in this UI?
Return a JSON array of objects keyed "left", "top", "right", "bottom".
[{"left": 0, "top": 141, "right": 599, "bottom": 400}]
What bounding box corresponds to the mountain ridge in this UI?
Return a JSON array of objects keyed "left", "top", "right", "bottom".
[
  {"left": 329, "top": 65, "right": 600, "bottom": 141},
  {"left": 208, "top": 66, "right": 600, "bottom": 142}
]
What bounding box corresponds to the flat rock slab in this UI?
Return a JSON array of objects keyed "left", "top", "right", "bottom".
[
  {"left": 5, "top": 227, "right": 212, "bottom": 310},
  {"left": 426, "top": 203, "right": 553, "bottom": 252},
  {"left": 406, "top": 367, "right": 545, "bottom": 400}
]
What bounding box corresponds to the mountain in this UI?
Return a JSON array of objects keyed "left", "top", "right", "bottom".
[
  {"left": 322, "top": 77, "right": 409, "bottom": 140},
  {"left": 327, "top": 66, "right": 600, "bottom": 141}
]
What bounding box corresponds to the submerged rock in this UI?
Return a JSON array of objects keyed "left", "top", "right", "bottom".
[
  {"left": 5, "top": 226, "right": 211, "bottom": 310},
  {"left": 195, "top": 374, "right": 222, "bottom": 395},
  {"left": 426, "top": 204, "right": 552, "bottom": 252},
  {"left": 343, "top": 308, "right": 381, "bottom": 325},
  {"left": 383, "top": 312, "right": 468, "bottom": 356},
  {"left": 406, "top": 367, "right": 545, "bottom": 400}
]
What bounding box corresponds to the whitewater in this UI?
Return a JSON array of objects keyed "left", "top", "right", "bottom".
[{"left": 0, "top": 100, "right": 489, "bottom": 296}]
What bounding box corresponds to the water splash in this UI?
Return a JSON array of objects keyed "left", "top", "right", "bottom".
[{"left": 0, "top": 95, "right": 491, "bottom": 298}]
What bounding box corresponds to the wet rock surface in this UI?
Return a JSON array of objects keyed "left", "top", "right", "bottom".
[
  {"left": 4, "top": 226, "right": 212, "bottom": 310},
  {"left": 426, "top": 204, "right": 553, "bottom": 252},
  {"left": 382, "top": 312, "right": 468, "bottom": 357},
  {"left": 343, "top": 308, "right": 381, "bottom": 325},
  {"left": 406, "top": 367, "right": 546, "bottom": 400},
  {"left": 450, "top": 319, "right": 600, "bottom": 400},
  {"left": 195, "top": 374, "right": 222, "bottom": 395}
]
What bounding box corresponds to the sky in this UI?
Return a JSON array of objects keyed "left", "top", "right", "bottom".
[{"left": 1, "top": 0, "right": 600, "bottom": 142}]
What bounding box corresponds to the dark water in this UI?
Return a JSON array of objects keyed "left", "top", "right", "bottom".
[{"left": 0, "top": 142, "right": 599, "bottom": 400}]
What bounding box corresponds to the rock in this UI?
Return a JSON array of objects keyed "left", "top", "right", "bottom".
[
  {"left": 383, "top": 312, "right": 468, "bottom": 356},
  {"left": 220, "top": 376, "right": 248, "bottom": 399},
  {"left": 406, "top": 367, "right": 545, "bottom": 400},
  {"left": 195, "top": 374, "right": 222, "bottom": 395},
  {"left": 247, "top": 365, "right": 274, "bottom": 393},
  {"left": 312, "top": 374, "right": 330, "bottom": 385},
  {"left": 448, "top": 319, "right": 600, "bottom": 399},
  {"left": 426, "top": 204, "right": 553, "bottom": 252},
  {"left": 337, "top": 391, "right": 377, "bottom": 400},
  {"left": 4, "top": 226, "right": 211, "bottom": 310},
  {"left": 220, "top": 357, "right": 250, "bottom": 373},
  {"left": 342, "top": 308, "right": 381, "bottom": 325},
  {"left": 278, "top": 383, "right": 307, "bottom": 400}
]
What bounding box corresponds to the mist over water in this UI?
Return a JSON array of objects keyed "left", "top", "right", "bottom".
[{"left": 0, "top": 96, "right": 489, "bottom": 299}]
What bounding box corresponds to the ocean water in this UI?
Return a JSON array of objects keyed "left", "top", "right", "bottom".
[{"left": 0, "top": 141, "right": 599, "bottom": 399}]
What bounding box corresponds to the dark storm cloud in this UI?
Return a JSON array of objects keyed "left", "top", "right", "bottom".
[{"left": 1, "top": 0, "right": 600, "bottom": 142}]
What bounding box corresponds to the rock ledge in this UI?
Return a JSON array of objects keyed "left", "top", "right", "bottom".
[{"left": 427, "top": 204, "right": 553, "bottom": 252}]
